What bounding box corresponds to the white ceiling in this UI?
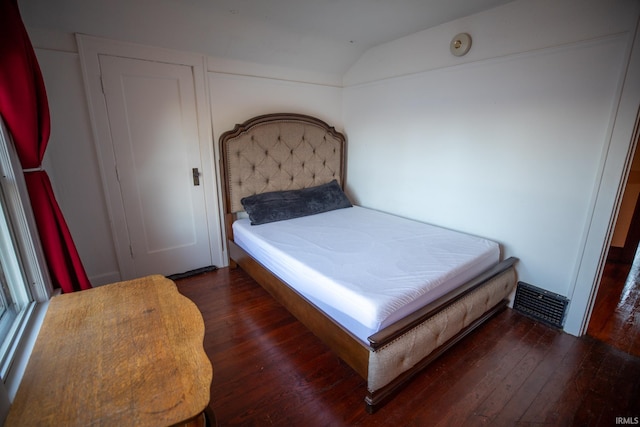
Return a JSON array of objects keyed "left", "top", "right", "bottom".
[{"left": 20, "top": 0, "right": 515, "bottom": 76}]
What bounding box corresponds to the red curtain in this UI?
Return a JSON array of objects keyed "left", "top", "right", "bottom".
[{"left": 0, "top": 0, "right": 91, "bottom": 293}]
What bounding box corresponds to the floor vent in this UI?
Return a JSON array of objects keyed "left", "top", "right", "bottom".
[{"left": 513, "top": 281, "right": 569, "bottom": 329}]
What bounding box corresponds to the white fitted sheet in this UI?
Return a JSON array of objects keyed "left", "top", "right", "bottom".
[{"left": 233, "top": 206, "right": 500, "bottom": 343}]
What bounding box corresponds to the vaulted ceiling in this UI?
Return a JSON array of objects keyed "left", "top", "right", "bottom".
[{"left": 19, "top": 0, "right": 515, "bottom": 76}]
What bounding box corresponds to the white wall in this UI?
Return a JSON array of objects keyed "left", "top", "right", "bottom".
[
  {"left": 208, "top": 71, "right": 343, "bottom": 144},
  {"left": 343, "top": 0, "right": 640, "bottom": 335}
]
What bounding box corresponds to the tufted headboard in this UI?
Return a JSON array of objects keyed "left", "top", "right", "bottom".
[{"left": 219, "top": 113, "right": 346, "bottom": 215}]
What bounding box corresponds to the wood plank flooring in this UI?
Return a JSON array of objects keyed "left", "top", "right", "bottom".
[
  {"left": 176, "top": 267, "right": 640, "bottom": 426},
  {"left": 587, "top": 259, "right": 640, "bottom": 357}
]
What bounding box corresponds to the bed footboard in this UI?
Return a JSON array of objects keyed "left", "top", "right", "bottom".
[{"left": 365, "top": 262, "right": 517, "bottom": 412}]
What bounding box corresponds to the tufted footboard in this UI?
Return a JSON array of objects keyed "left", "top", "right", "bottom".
[{"left": 365, "top": 265, "right": 517, "bottom": 411}]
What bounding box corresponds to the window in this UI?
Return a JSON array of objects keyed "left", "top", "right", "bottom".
[
  {"left": 0, "top": 117, "right": 52, "bottom": 422},
  {"left": 0, "top": 166, "right": 34, "bottom": 379}
]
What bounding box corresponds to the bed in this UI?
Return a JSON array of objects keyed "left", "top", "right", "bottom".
[{"left": 219, "top": 113, "right": 518, "bottom": 413}]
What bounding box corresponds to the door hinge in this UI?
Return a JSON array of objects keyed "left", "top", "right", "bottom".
[
  {"left": 129, "top": 244, "right": 134, "bottom": 259},
  {"left": 99, "top": 75, "right": 105, "bottom": 94},
  {"left": 115, "top": 165, "right": 120, "bottom": 182}
]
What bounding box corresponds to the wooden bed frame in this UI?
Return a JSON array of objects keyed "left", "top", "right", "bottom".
[{"left": 219, "top": 113, "right": 518, "bottom": 413}]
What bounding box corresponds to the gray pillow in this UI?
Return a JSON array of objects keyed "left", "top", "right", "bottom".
[{"left": 241, "top": 180, "right": 352, "bottom": 225}]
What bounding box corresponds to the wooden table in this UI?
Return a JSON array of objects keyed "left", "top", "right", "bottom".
[{"left": 5, "top": 275, "right": 212, "bottom": 426}]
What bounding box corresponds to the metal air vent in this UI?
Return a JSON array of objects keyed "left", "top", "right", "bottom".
[{"left": 513, "top": 281, "right": 569, "bottom": 329}]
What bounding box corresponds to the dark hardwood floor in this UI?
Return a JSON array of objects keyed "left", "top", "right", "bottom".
[
  {"left": 176, "top": 267, "right": 640, "bottom": 426},
  {"left": 587, "top": 257, "right": 640, "bottom": 358}
]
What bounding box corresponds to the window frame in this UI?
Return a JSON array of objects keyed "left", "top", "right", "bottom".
[{"left": 0, "top": 116, "right": 53, "bottom": 422}]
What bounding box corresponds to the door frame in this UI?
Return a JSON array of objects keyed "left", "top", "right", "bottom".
[
  {"left": 608, "top": 167, "right": 640, "bottom": 265},
  {"left": 564, "top": 18, "right": 640, "bottom": 336},
  {"left": 77, "top": 34, "right": 224, "bottom": 280}
]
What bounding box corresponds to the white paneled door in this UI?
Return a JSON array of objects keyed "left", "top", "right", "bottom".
[{"left": 98, "top": 55, "right": 214, "bottom": 278}]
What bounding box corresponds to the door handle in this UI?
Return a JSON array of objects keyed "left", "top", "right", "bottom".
[{"left": 192, "top": 168, "right": 201, "bottom": 186}]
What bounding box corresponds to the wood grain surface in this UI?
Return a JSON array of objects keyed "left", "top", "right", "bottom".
[{"left": 6, "top": 275, "right": 212, "bottom": 427}]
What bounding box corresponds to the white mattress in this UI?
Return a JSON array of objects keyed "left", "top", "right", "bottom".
[{"left": 233, "top": 206, "right": 500, "bottom": 343}]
